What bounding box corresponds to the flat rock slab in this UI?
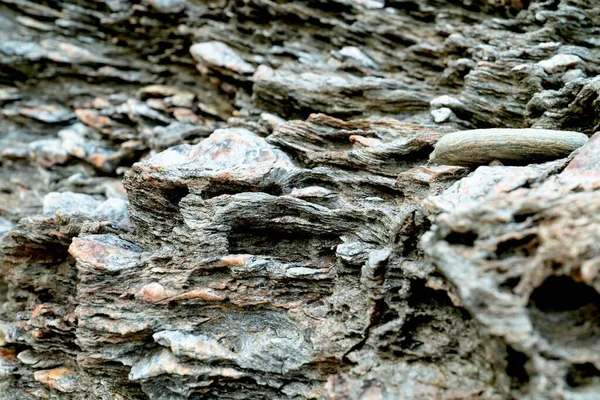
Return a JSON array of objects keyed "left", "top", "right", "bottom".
[{"left": 430, "top": 128, "right": 588, "bottom": 167}]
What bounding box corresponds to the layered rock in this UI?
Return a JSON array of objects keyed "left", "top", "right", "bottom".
[
  {"left": 0, "top": 0, "right": 599, "bottom": 399},
  {"left": 424, "top": 133, "right": 600, "bottom": 399}
]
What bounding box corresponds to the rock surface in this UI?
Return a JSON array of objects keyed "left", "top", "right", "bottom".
[
  {"left": 430, "top": 128, "right": 588, "bottom": 166},
  {"left": 423, "top": 132, "right": 600, "bottom": 399},
  {"left": 0, "top": 0, "right": 599, "bottom": 399}
]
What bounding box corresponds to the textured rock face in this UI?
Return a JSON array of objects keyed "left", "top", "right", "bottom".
[
  {"left": 0, "top": 0, "right": 599, "bottom": 399},
  {"left": 423, "top": 132, "right": 600, "bottom": 399},
  {"left": 120, "top": 122, "right": 497, "bottom": 399}
]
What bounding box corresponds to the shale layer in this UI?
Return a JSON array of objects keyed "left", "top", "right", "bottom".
[{"left": 1, "top": 1, "right": 600, "bottom": 399}]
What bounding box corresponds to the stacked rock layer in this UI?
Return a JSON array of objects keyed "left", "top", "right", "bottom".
[{"left": 1, "top": 0, "right": 599, "bottom": 399}]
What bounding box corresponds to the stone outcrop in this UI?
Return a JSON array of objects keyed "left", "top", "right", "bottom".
[{"left": 1, "top": 1, "right": 599, "bottom": 399}]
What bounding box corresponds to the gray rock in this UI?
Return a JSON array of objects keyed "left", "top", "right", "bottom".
[
  {"left": 190, "top": 41, "right": 255, "bottom": 75},
  {"left": 0, "top": 0, "right": 599, "bottom": 398},
  {"left": 28, "top": 138, "right": 71, "bottom": 167},
  {"left": 17, "top": 102, "right": 75, "bottom": 123},
  {"left": 537, "top": 54, "right": 584, "bottom": 74},
  {"left": 562, "top": 68, "right": 586, "bottom": 83},
  {"left": 144, "top": 0, "right": 187, "bottom": 13},
  {"left": 42, "top": 191, "right": 102, "bottom": 217},
  {"left": 253, "top": 65, "right": 431, "bottom": 119},
  {"left": 59, "top": 123, "right": 130, "bottom": 173},
  {"left": 423, "top": 132, "right": 600, "bottom": 400},
  {"left": 430, "top": 128, "right": 588, "bottom": 167},
  {"left": 431, "top": 107, "right": 454, "bottom": 123}
]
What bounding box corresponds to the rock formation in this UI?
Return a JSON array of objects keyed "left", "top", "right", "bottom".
[{"left": 0, "top": 0, "right": 599, "bottom": 399}]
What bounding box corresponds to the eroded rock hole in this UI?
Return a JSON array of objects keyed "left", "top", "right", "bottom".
[
  {"left": 228, "top": 223, "right": 340, "bottom": 262},
  {"left": 444, "top": 230, "right": 478, "bottom": 246},
  {"left": 495, "top": 233, "right": 539, "bottom": 259},
  {"left": 199, "top": 182, "right": 283, "bottom": 199},
  {"left": 505, "top": 346, "right": 530, "bottom": 388},
  {"left": 512, "top": 212, "right": 536, "bottom": 223},
  {"left": 528, "top": 276, "right": 600, "bottom": 349},
  {"left": 499, "top": 276, "right": 522, "bottom": 292},
  {"left": 566, "top": 363, "right": 600, "bottom": 388},
  {"left": 163, "top": 185, "right": 190, "bottom": 211}
]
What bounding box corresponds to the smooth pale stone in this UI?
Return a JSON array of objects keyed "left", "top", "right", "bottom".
[
  {"left": 353, "top": 0, "right": 385, "bottom": 9},
  {"left": 537, "top": 54, "right": 583, "bottom": 74},
  {"left": 144, "top": 0, "right": 186, "bottom": 13},
  {"left": 190, "top": 41, "right": 255, "bottom": 74},
  {"left": 562, "top": 69, "right": 586, "bottom": 83},
  {"left": 338, "top": 46, "right": 377, "bottom": 68},
  {"left": 430, "top": 95, "right": 464, "bottom": 109},
  {"left": 430, "top": 128, "right": 588, "bottom": 167},
  {"left": 431, "top": 107, "right": 454, "bottom": 123}
]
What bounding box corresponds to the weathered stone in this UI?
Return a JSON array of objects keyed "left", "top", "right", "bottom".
[
  {"left": 253, "top": 66, "right": 431, "bottom": 119},
  {"left": 423, "top": 132, "right": 600, "bottom": 399},
  {"left": 1, "top": 0, "right": 600, "bottom": 398},
  {"left": 430, "top": 128, "right": 588, "bottom": 167},
  {"left": 34, "top": 367, "right": 78, "bottom": 393},
  {"left": 190, "top": 41, "right": 255, "bottom": 75},
  {"left": 431, "top": 107, "right": 454, "bottom": 123},
  {"left": 28, "top": 138, "right": 71, "bottom": 167},
  {"left": 16, "top": 103, "right": 75, "bottom": 123},
  {"left": 335, "top": 46, "right": 378, "bottom": 69},
  {"left": 537, "top": 54, "right": 584, "bottom": 74},
  {"left": 59, "top": 123, "right": 131, "bottom": 173},
  {"left": 42, "top": 191, "right": 102, "bottom": 217},
  {"left": 143, "top": 0, "right": 187, "bottom": 14}
]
